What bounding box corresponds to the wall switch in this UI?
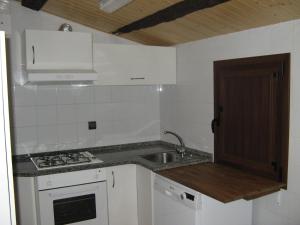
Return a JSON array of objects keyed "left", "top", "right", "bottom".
[{"left": 88, "top": 121, "right": 97, "bottom": 130}]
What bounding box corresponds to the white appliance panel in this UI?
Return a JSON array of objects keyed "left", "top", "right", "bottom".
[
  {"left": 38, "top": 182, "right": 108, "bottom": 225},
  {"left": 37, "top": 168, "right": 106, "bottom": 190},
  {"left": 153, "top": 174, "right": 252, "bottom": 225}
]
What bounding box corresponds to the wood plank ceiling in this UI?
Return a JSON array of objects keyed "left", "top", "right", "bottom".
[{"left": 42, "top": 0, "right": 300, "bottom": 46}]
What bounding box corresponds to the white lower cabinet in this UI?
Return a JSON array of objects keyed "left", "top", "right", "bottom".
[
  {"left": 106, "top": 164, "right": 139, "bottom": 225},
  {"left": 15, "top": 177, "right": 38, "bottom": 225},
  {"left": 136, "top": 165, "right": 153, "bottom": 225}
]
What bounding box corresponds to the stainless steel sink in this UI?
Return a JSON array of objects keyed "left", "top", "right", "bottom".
[{"left": 142, "top": 152, "right": 181, "bottom": 164}]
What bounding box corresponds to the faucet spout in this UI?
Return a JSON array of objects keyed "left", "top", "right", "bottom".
[{"left": 163, "top": 130, "right": 186, "bottom": 157}]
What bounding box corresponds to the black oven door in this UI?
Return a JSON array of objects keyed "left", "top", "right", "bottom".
[{"left": 53, "top": 194, "right": 96, "bottom": 225}]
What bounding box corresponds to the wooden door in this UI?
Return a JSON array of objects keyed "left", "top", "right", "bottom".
[{"left": 213, "top": 54, "right": 290, "bottom": 183}]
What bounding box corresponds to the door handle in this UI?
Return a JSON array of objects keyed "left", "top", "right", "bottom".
[
  {"left": 32, "top": 45, "right": 35, "bottom": 64},
  {"left": 211, "top": 106, "right": 223, "bottom": 133},
  {"left": 211, "top": 118, "right": 219, "bottom": 133},
  {"left": 112, "top": 171, "right": 115, "bottom": 188}
]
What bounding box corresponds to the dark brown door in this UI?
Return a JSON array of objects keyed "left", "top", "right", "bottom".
[{"left": 213, "top": 54, "right": 290, "bottom": 183}]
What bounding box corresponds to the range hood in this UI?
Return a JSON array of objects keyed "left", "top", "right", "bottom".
[{"left": 26, "top": 71, "right": 98, "bottom": 84}]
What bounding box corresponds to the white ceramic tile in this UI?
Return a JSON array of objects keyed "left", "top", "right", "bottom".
[
  {"left": 77, "top": 122, "right": 96, "bottom": 148},
  {"left": 14, "top": 126, "right": 37, "bottom": 154},
  {"left": 58, "top": 124, "right": 78, "bottom": 144},
  {"left": 37, "top": 125, "right": 58, "bottom": 145},
  {"left": 56, "top": 85, "right": 76, "bottom": 105},
  {"left": 13, "top": 85, "right": 37, "bottom": 106},
  {"left": 35, "top": 144, "right": 58, "bottom": 153},
  {"left": 75, "top": 104, "right": 95, "bottom": 122},
  {"left": 36, "top": 105, "right": 57, "bottom": 126},
  {"left": 112, "top": 103, "right": 136, "bottom": 121},
  {"left": 74, "top": 86, "right": 94, "bottom": 104},
  {"left": 94, "top": 86, "right": 111, "bottom": 103},
  {"left": 95, "top": 120, "right": 113, "bottom": 146},
  {"left": 111, "top": 86, "right": 135, "bottom": 103},
  {"left": 57, "top": 105, "right": 76, "bottom": 124},
  {"left": 13, "top": 106, "right": 37, "bottom": 127},
  {"left": 36, "top": 85, "right": 57, "bottom": 106},
  {"left": 95, "top": 103, "right": 114, "bottom": 122}
]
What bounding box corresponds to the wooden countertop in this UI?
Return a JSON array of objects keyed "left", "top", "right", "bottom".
[{"left": 158, "top": 162, "right": 286, "bottom": 203}]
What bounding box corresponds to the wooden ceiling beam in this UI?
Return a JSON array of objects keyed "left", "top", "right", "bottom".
[
  {"left": 22, "top": 0, "right": 48, "bottom": 11},
  {"left": 113, "top": 0, "right": 229, "bottom": 35}
]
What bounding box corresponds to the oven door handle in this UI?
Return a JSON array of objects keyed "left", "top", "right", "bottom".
[
  {"left": 48, "top": 187, "right": 99, "bottom": 199},
  {"left": 112, "top": 171, "right": 115, "bottom": 188}
]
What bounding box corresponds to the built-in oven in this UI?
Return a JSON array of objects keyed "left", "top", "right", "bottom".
[{"left": 36, "top": 168, "right": 108, "bottom": 225}]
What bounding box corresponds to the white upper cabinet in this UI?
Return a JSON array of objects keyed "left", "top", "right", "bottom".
[
  {"left": 25, "top": 30, "right": 93, "bottom": 71},
  {"left": 93, "top": 43, "right": 176, "bottom": 85},
  {"left": 24, "top": 30, "right": 96, "bottom": 82}
]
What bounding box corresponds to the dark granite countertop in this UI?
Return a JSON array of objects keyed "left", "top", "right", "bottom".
[{"left": 13, "top": 141, "right": 212, "bottom": 177}]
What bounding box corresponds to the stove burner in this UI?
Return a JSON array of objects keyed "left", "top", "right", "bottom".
[{"left": 31, "top": 151, "right": 100, "bottom": 170}]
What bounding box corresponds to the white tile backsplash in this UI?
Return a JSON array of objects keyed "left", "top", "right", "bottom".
[
  {"left": 15, "top": 126, "right": 37, "bottom": 153},
  {"left": 13, "top": 85, "right": 37, "bottom": 106},
  {"left": 36, "top": 106, "right": 57, "bottom": 126},
  {"left": 37, "top": 125, "right": 58, "bottom": 146},
  {"left": 74, "top": 86, "right": 94, "bottom": 104},
  {"left": 57, "top": 105, "right": 77, "bottom": 124},
  {"left": 14, "top": 106, "right": 37, "bottom": 127},
  {"left": 56, "top": 85, "right": 76, "bottom": 105},
  {"left": 76, "top": 104, "right": 95, "bottom": 122},
  {"left": 12, "top": 84, "right": 160, "bottom": 155},
  {"left": 94, "top": 86, "right": 111, "bottom": 103},
  {"left": 36, "top": 85, "right": 57, "bottom": 106},
  {"left": 58, "top": 124, "right": 78, "bottom": 144}
]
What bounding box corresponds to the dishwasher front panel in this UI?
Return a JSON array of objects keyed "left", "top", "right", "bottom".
[
  {"left": 153, "top": 175, "right": 201, "bottom": 225},
  {"left": 153, "top": 174, "right": 252, "bottom": 225}
]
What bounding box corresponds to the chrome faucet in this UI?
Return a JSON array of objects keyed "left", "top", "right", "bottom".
[{"left": 164, "top": 130, "right": 186, "bottom": 158}]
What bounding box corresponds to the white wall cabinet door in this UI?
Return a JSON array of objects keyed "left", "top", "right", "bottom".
[
  {"left": 106, "top": 164, "right": 138, "bottom": 225},
  {"left": 94, "top": 44, "right": 176, "bottom": 85},
  {"left": 25, "top": 30, "right": 93, "bottom": 71},
  {"left": 136, "top": 165, "right": 153, "bottom": 225}
]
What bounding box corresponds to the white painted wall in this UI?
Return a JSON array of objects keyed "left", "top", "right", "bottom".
[
  {"left": 7, "top": 1, "right": 160, "bottom": 155},
  {"left": 160, "top": 20, "right": 300, "bottom": 225}
]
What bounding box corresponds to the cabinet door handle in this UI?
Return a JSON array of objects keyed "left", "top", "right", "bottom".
[
  {"left": 112, "top": 171, "right": 115, "bottom": 188},
  {"left": 32, "top": 45, "right": 35, "bottom": 64},
  {"left": 130, "top": 77, "right": 145, "bottom": 80}
]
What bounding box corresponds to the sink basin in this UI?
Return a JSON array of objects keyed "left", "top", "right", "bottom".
[{"left": 142, "top": 152, "right": 181, "bottom": 164}]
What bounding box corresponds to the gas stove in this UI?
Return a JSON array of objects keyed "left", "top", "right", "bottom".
[{"left": 31, "top": 151, "right": 103, "bottom": 170}]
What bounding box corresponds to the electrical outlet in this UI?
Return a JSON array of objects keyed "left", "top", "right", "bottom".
[{"left": 88, "top": 121, "right": 97, "bottom": 130}]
